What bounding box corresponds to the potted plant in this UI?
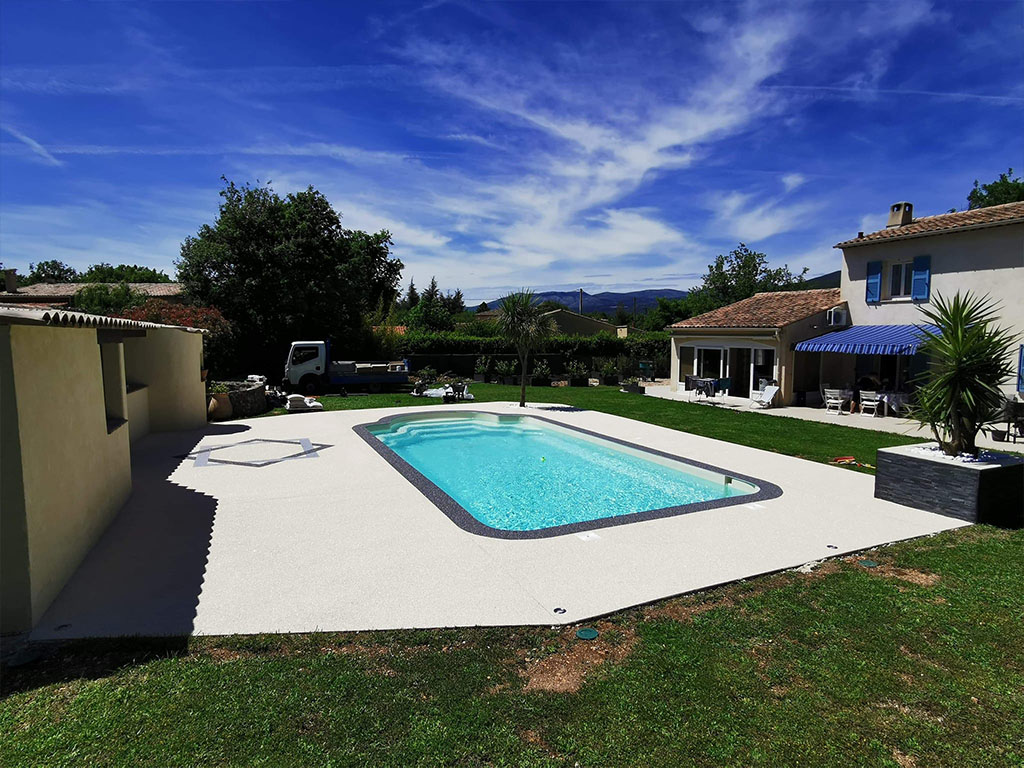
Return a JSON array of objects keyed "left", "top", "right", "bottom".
[
  {"left": 621, "top": 376, "right": 645, "bottom": 394},
  {"left": 207, "top": 381, "right": 233, "bottom": 421},
  {"left": 600, "top": 359, "right": 620, "bottom": 386},
  {"left": 473, "top": 355, "right": 490, "bottom": 383},
  {"left": 875, "top": 292, "right": 1023, "bottom": 527},
  {"left": 531, "top": 359, "right": 552, "bottom": 387},
  {"left": 494, "top": 359, "right": 517, "bottom": 385},
  {"left": 566, "top": 359, "right": 590, "bottom": 387},
  {"left": 415, "top": 366, "right": 438, "bottom": 386}
]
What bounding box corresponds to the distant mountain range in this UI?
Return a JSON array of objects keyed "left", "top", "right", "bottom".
[
  {"left": 477, "top": 272, "right": 840, "bottom": 315},
  {"left": 479, "top": 289, "right": 688, "bottom": 315}
]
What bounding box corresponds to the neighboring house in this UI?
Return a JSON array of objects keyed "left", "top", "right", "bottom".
[
  {"left": 474, "top": 306, "right": 625, "bottom": 336},
  {"left": 0, "top": 270, "right": 183, "bottom": 307},
  {"left": 794, "top": 201, "right": 1024, "bottom": 398},
  {"left": 667, "top": 288, "right": 844, "bottom": 405},
  {"left": 1, "top": 305, "right": 207, "bottom": 634}
]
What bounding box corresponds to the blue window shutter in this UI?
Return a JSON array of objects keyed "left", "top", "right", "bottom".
[
  {"left": 911, "top": 255, "right": 931, "bottom": 301},
  {"left": 865, "top": 261, "right": 882, "bottom": 304},
  {"left": 1018, "top": 345, "right": 1024, "bottom": 393}
]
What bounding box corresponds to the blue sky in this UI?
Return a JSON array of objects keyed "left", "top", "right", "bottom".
[{"left": 1, "top": 1, "right": 1022, "bottom": 303}]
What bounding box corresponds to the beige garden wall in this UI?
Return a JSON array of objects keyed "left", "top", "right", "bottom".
[
  {"left": 1, "top": 324, "right": 132, "bottom": 631},
  {"left": 123, "top": 327, "right": 207, "bottom": 433}
]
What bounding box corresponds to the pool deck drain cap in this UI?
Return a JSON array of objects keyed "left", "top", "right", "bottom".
[
  {"left": 553, "top": 607, "right": 566, "bottom": 614},
  {"left": 576, "top": 627, "right": 599, "bottom": 640}
]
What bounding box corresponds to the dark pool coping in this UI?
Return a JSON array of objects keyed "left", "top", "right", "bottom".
[{"left": 353, "top": 409, "right": 784, "bottom": 540}]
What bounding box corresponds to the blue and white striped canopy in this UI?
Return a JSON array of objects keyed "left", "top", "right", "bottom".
[{"left": 794, "top": 324, "right": 938, "bottom": 356}]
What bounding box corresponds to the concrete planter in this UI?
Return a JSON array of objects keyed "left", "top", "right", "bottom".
[
  {"left": 622, "top": 383, "right": 646, "bottom": 394},
  {"left": 500, "top": 376, "right": 517, "bottom": 385},
  {"left": 875, "top": 443, "right": 1023, "bottom": 528},
  {"left": 602, "top": 375, "right": 620, "bottom": 386},
  {"left": 473, "top": 373, "right": 486, "bottom": 382},
  {"left": 569, "top": 377, "right": 589, "bottom": 387},
  {"left": 227, "top": 381, "right": 268, "bottom": 419},
  {"left": 530, "top": 377, "right": 550, "bottom": 387}
]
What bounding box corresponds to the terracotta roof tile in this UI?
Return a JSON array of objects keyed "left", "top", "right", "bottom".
[
  {"left": 669, "top": 288, "right": 842, "bottom": 330},
  {"left": 836, "top": 201, "right": 1024, "bottom": 248},
  {"left": 1, "top": 282, "right": 182, "bottom": 298}
]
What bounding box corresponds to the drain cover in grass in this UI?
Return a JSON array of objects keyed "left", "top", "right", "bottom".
[
  {"left": 576, "top": 627, "right": 599, "bottom": 640},
  {"left": 858, "top": 559, "right": 879, "bottom": 568}
]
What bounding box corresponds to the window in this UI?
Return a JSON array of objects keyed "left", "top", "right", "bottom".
[
  {"left": 290, "top": 346, "right": 320, "bottom": 365},
  {"left": 889, "top": 262, "right": 913, "bottom": 298},
  {"left": 696, "top": 348, "right": 722, "bottom": 379}
]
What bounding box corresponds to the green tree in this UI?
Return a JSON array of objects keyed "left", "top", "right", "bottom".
[
  {"left": 70, "top": 283, "right": 147, "bottom": 315},
  {"left": 421, "top": 277, "right": 441, "bottom": 304},
  {"left": 441, "top": 289, "right": 465, "bottom": 315},
  {"left": 638, "top": 296, "right": 691, "bottom": 331},
  {"left": 25, "top": 260, "right": 78, "bottom": 284},
  {"left": 476, "top": 301, "right": 489, "bottom": 312},
  {"left": 403, "top": 279, "right": 420, "bottom": 309},
  {"left": 612, "top": 302, "right": 631, "bottom": 326},
  {"left": 967, "top": 168, "right": 1024, "bottom": 209},
  {"left": 406, "top": 294, "right": 455, "bottom": 331},
  {"left": 686, "top": 244, "right": 807, "bottom": 317},
  {"left": 909, "top": 292, "right": 1016, "bottom": 456},
  {"left": 498, "top": 290, "right": 557, "bottom": 408},
  {"left": 176, "top": 178, "right": 403, "bottom": 374},
  {"left": 80, "top": 263, "right": 172, "bottom": 283},
  {"left": 537, "top": 299, "right": 569, "bottom": 312}
]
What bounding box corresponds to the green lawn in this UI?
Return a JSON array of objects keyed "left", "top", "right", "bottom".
[
  {"left": 3, "top": 527, "right": 1022, "bottom": 766},
  {"left": 264, "top": 383, "right": 929, "bottom": 473}
]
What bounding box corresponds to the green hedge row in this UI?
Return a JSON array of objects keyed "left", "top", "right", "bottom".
[{"left": 394, "top": 330, "right": 670, "bottom": 359}]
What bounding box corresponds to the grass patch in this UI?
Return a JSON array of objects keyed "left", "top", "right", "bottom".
[
  {"left": 3, "top": 527, "right": 1023, "bottom": 766},
  {"left": 262, "top": 383, "right": 929, "bottom": 473}
]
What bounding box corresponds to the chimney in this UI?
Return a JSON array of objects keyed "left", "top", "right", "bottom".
[
  {"left": 886, "top": 201, "right": 914, "bottom": 228},
  {"left": 3, "top": 268, "right": 17, "bottom": 293}
]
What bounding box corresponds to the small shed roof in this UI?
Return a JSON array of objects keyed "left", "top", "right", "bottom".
[{"left": 0, "top": 304, "right": 204, "bottom": 332}]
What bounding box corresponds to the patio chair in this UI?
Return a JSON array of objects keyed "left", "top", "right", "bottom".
[
  {"left": 443, "top": 381, "right": 466, "bottom": 403},
  {"left": 823, "top": 389, "right": 845, "bottom": 415},
  {"left": 750, "top": 385, "right": 780, "bottom": 409},
  {"left": 859, "top": 390, "right": 881, "bottom": 416}
]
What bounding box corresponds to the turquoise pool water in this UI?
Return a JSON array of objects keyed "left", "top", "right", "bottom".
[{"left": 366, "top": 413, "right": 757, "bottom": 532}]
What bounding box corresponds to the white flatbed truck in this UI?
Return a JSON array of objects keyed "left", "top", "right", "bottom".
[{"left": 283, "top": 340, "right": 409, "bottom": 394}]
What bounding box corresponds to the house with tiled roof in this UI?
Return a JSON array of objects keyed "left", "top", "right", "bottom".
[
  {"left": 0, "top": 272, "right": 183, "bottom": 307},
  {"left": 668, "top": 288, "right": 845, "bottom": 405},
  {"left": 795, "top": 200, "right": 1024, "bottom": 400}
]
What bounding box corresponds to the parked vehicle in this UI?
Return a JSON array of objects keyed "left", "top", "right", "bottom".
[{"left": 283, "top": 340, "right": 409, "bottom": 394}]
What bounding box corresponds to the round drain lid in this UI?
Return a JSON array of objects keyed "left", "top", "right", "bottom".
[{"left": 576, "top": 627, "right": 599, "bottom": 640}]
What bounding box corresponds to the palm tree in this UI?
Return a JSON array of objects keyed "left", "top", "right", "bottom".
[
  {"left": 498, "top": 290, "right": 557, "bottom": 407},
  {"left": 910, "top": 291, "right": 1016, "bottom": 456}
]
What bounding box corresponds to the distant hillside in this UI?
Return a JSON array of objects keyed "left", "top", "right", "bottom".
[
  {"left": 803, "top": 270, "right": 841, "bottom": 289},
  {"left": 480, "top": 289, "right": 688, "bottom": 315}
]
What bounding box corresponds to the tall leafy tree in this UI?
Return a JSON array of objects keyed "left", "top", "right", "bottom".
[
  {"left": 498, "top": 290, "right": 557, "bottom": 408},
  {"left": 80, "top": 263, "right": 172, "bottom": 283},
  {"left": 686, "top": 244, "right": 807, "bottom": 317},
  {"left": 967, "top": 168, "right": 1024, "bottom": 209},
  {"left": 25, "top": 260, "right": 78, "bottom": 284},
  {"left": 70, "top": 283, "right": 147, "bottom": 315},
  {"left": 441, "top": 289, "right": 465, "bottom": 315},
  {"left": 176, "top": 179, "right": 402, "bottom": 373},
  {"left": 421, "top": 276, "right": 441, "bottom": 304},
  {"left": 476, "top": 301, "right": 489, "bottom": 312},
  {"left": 403, "top": 279, "right": 420, "bottom": 309}
]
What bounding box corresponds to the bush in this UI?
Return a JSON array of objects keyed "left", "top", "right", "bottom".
[
  {"left": 494, "top": 359, "right": 517, "bottom": 377},
  {"left": 474, "top": 356, "right": 491, "bottom": 374},
  {"left": 565, "top": 359, "right": 589, "bottom": 377},
  {"left": 71, "top": 282, "right": 147, "bottom": 315},
  {"left": 532, "top": 360, "right": 552, "bottom": 379},
  {"left": 415, "top": 366, "right": 438, "bottom": 383}
]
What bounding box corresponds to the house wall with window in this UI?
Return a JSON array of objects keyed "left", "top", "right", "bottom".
[
  {"left": 0, "top": 310, "right": 206, "bottom": 634},
  {"left": 840, "top": 221, "right": 1024, "bottom": 395}
]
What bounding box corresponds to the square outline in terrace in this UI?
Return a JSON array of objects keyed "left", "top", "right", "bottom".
[
  {"left": 182, "top": 437, "right": 332, "bottom": 468},
  {"left": 354, "top": 410, "right": 784, "bottom": 540}
]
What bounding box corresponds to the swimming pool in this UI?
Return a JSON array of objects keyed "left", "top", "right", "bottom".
[{"left": 356, "top": 411, "right": 782, "bottom": 539}]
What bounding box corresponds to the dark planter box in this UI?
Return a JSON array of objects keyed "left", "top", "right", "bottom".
[
  {"left": 622, "top": 383, "right": 646, "bottom": 394},
  {"left": 530, "top": 377, "right": 550, "bottom": 387},
  {"left": 602, "top": 375, "right": 620, "bottom": 386},
  {"left": 473, "top": 373, "right": 486, "bottom": 382},
  {"left": 875, "top": 443, "right": 1023, "bottom": 528},
  {"left": 569, "top": 377, "right": 589, "bottom": 387},
  {"left": 501, "top": 376, "right": 517, "bottom": 385}
]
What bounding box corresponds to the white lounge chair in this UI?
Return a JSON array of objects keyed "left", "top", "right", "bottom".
[
  {"left": 750, "top": 385, "right": 780, "bottom": 409},
  {"left": 859, "top": 390, "right": 881, "bottom": 416},
  {"left": 823, "top": 388, "right": 845, "bottom": 415}
]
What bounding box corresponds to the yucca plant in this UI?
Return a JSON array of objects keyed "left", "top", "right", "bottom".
[
  {"left": 909, "top": 291, "right": 1016, "bottom": 457},
  {"left": 498, "top": 290, "right": 556, "bottom": 407}
]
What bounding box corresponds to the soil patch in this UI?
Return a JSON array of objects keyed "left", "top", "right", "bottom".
[{"left": 522, "top": 622, "right": 637, "bottom": 694}]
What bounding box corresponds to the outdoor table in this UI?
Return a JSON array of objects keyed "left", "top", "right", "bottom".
[
  {"left": 878, "top": 392, "right": 909, "bottom": 417},
  {"left": 693, "top": 377, "right": 717, "bottom": 398}
]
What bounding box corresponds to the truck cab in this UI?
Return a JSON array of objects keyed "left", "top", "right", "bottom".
[{"left": 283, "top": 341, "right": 409, "bottom": 394}]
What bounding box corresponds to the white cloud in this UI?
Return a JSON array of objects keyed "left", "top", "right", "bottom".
[{"left": 782, "top": 173, "right": 807, "bottom": 192}]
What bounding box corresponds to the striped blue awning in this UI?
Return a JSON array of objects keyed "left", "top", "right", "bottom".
[{"left": 794, "top": 324, "right": 938, "bottom": 356}]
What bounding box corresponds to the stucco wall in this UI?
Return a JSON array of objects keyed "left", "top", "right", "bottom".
[
  {"left": 1, "top": 325, "right": 133, "bottom": 631},
  {"left": 126, "top": 385, "right": 151, "bottom": 444},
  {"left": 123, "top": 328, "right": 206, "bottom": 433},
  {"left": 548, "top": 310, "right": 618, "bottom": 336},
  {"left": 841, "top": 223, "right": 1023, "bottom": 394}
]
